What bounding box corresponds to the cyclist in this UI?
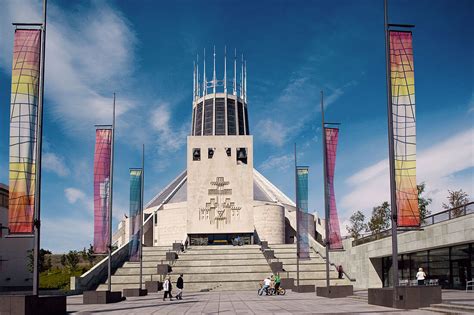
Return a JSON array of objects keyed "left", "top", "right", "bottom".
[{"left": 274, "top": 273, "right": 281, "bottom": 294}]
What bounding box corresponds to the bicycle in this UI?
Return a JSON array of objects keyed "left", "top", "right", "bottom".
[{"left": 269, "top": 286, "right": 286, "bottom": 296}]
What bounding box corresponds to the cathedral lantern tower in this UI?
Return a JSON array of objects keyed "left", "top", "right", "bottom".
[{"left": 186, "top": 47, "right": 254, "bottom": 243}]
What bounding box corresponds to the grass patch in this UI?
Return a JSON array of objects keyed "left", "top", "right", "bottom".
[{"left": 39, "top": 268, "right": 87, "bottom": 291}]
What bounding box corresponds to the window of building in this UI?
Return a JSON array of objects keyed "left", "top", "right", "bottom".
[
  {"left": 236, "top": 147, "right": 247, "bottom": 165},
  {"left": 192, "top": 148, "right": 201, "bottom": 161},
  {"left": 215, "top": 98, "right": 225, "bottom": 135},
  {"left": 203, "top": 99, "right": 213, "bottom": 135},
  {"left": 208, "top": 148, "right": 214, "bottom": 159},
  {"left": 227, "top": 99, "right": 236, "bottom": 135},
  {"left": 195, "top": 102, "right": 203, "bottom": 136},
  {"left": 237, "top": 101, "right": 244, "bottom": 135}
]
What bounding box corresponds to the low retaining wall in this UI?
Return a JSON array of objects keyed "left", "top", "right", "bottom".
[{"left": 70, "top": 242, "right": 130, "bottom": 293}]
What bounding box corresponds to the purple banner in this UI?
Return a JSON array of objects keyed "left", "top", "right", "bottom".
[
  {"left": 93, "top": 129, "right": 112, "bottom": 254},
  {"left": 325, "top": 127, "right": 342, "bottom": 249}
]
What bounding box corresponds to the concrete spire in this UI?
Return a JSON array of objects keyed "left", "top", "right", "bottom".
[
  {"left": 224, "top": 46, "right": 227, "bottom": 94},
  {"left": 213, "top": 45, "right": 216, "bottom": 94},
  {"left": 233, "top": 48, "right": 237, "bottom": 95}
]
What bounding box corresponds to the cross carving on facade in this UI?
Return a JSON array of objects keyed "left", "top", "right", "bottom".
[{"left": 200, "top": 177, "right": 241, "bottom": 228}]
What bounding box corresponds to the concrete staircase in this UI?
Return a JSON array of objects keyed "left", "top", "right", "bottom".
[
  {"left": 98, "top": 245, "right": 272, "bottom": 292},
  {"left": 269, "top": 244, "right": 351, "bottom": 287}
]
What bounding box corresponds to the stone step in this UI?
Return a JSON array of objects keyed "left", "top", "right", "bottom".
[
  {"left": 187, "top": 245, "right": 261, "bottom": 250},
  {"left": 176, "top": 253, "right": 266, "bottom": 260},
  {"left": 98, "top": 280, "right": 261, "bottom": 292},
  {"left": 426, "top": 303, "right": 474, "bottom": 313},
  {"left": 273, "top": 259, "right": 325, "bottom": 265},
  {"left": 115, "top": 265, "right": 273, "bottom": 275},
  {"left": 184, "top": 248, "right": 263, "bottom": 255},
  {"left": 126, "top": 258, "right": 269, "bottom": 268},
  {"left": 111, "top": 271, "right": 273, "bottom": 283},
  {"left": 280, "top": 264, "right": 327, "bottom": 272}
]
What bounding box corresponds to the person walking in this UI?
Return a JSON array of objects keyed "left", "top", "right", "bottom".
[
  {"left": 337, "top": 265, "right": 344, "bottom": 279},
  {"left": 176, "top": 274, "right": 184, "bottom": 300},
  {"left": 416, "top": 267, "right": 426, "bottom": 286},
  {"left": 163, "top": 276, "right": 174, "bottom": 301}
]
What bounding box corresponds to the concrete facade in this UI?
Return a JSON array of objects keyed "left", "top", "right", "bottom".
[
  {"left": 0, "top": 183, "right": 34, "bottom": 291},
  {"left": 330, "top": 213, "right": 474, "bottom": 289}
]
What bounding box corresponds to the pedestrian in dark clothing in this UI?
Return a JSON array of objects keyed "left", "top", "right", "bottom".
[
  {"left": 338, "top": 265, "right": 344, "bottom": 279},
  {"left": 176, "top": 274, "right": 184, "bottom": 300},
  {"left": 184, "top": 239, "right": 188, "bottom": 250}
]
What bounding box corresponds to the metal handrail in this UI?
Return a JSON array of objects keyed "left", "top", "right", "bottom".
[
  {"left": 311, "top": 247, "right": 356, "bottom": 282},
  {"left": 353, "top": 202, "right": 473, "bottom": 246}
]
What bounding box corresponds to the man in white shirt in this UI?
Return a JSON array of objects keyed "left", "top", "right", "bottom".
[{"left": 259, "top": 276, "right": 272, "bottom": 296}]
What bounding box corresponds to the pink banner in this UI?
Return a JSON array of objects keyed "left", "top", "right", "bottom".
[
  {"left": 325, "top": 127, "right": 342, "bottom": 249},
  {"left": 93, "top": 129, "right": 112, "bottom": 254}
]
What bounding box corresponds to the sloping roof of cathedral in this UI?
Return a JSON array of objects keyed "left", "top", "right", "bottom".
[{"left": 144, "top": 169, "right": 295, "bottom": 211}]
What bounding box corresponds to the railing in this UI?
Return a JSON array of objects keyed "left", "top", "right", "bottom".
[
  {"left": 311, "top": 247, "right": 356, "bottom": 282},
  {"left": 353, "top": 202, "right": 474, "bottom": 246}
]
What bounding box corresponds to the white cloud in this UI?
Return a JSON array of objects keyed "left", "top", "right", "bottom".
[
  {"left": 42, "top": 152, "right": 70, "bottom": 177},
  {"left": 150, "top": 103, "right": 188, "bottom": 153},
  {"left": 255, "top": 119, "right": 292, "bottom": 147},
  {"left": 0, "top": 1, "right": 137, "bottom": 133},
  {"left": 340, "top": 128, "right": 474, "bottom": 218},
  {"left": 64, "top": 187, "right": 86, "bottom": 204},
  {"left": 260, "top": 153, "right": 293, "bottom": 171}
]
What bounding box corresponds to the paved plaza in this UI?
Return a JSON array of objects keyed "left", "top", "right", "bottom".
[{"left": 66, "top": 290, "right": 474, "bottom": 314}]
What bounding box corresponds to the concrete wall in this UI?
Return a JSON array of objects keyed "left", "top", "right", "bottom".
[
  {"left": 253, "top": 203, "right": 285, "bottom": 244},
  {"left": 330, "top": 213, "right": 474, "bottom": 289},
  {"left": 155, "top": 202, "right": 187, "bottom": 246},
  {"left": 187, "top": 136, "right": 254, "bottom": 235},
  {"left": 0, "top": 201, "right": 34, "bottom": 291}
]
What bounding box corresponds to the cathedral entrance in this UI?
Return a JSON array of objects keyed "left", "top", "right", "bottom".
[{"left": 188, "top": 233, "right": 253, "bottom": 246}]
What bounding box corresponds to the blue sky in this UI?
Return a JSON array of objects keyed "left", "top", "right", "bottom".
[{"left": 0, "top": 0, "right": 472, "bottom": 253}]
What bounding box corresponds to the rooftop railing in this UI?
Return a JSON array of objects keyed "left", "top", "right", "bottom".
[{"left": 352, "top": 202, "right": 474, "bottom": 247}]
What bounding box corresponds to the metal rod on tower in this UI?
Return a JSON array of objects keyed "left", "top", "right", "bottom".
[
  {"left": 196, "top": 54, "right": 200, "bottom": 98},
  {"left": 224, "top": 46, "right": 227, "bottom": 94},
  {"left": 233, "top": 49, "right": 237, "bottom": 95},
  {"left": 321, "top": 90, "right": 331, "bottom": 291},
  {"left": 32, "top": 0, "right": 47, "bottom": 296},
  {"left": 203, "top": 48, "right": 207, "bottom": 96},
  {"left": 241, "top": 54, "right": 244, "bottom": 98},
  {"left": 384, "top": 0, "right": 399, "bottom": 291},
  {"left": 139, "top": 144, "right": 145, "bottom": 290},
  {"left": 244, "top": 60, "right": 247, "bottom": 103},
  {"left": 213, "top": 45, "right": 216, "bottom": 94},
  {"left": 294, "top": 143, "right": 300, "bottom": 289},
  {"left": 193, "top": 61, "right": 196, "bottom": 101},
  {"left": 107, "top": 93, "right": 116, "bottom": 292}
]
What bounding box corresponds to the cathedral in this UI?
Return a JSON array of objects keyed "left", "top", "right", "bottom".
[{"left": 113, "top": 49, "right": 323, "bottom": 248}]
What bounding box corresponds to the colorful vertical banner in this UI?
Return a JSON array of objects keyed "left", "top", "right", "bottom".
[
  {"left": 296, "top": 166, "right": 310, "bottom": 259},
  {"left": 8, "top": 29, "right": 41, "bottom": 234},
  {"left": 93, "top": 129, "right": 112, "bottom": 254},
  {"left": 129, "top": 169, "right": 143, "bottom": 262},
  {"left": 389, "top": 31, "right": 419, "bottom": 227},
  {"left": 325, "top": 127, "right": 343, "bottom": 249}
]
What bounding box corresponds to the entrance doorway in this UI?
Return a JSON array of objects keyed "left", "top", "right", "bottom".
[{"left": 188, "top": 233, "right": 253, "bottom": 245}]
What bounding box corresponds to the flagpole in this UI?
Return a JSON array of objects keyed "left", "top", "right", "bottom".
[
  {"left": 321, "top": 90, "right": 331, "bottom": 291},
  {"left": 107, "top": 93, "right": 116, "bottom": 292},
  {"left": 294, "top": 143, "right": 300, "bottom": 289},
  {"left": 384, "top": 0, "right": 399, "bottom": 290},
  {"left": 139, "top": 144, "right": 145, "bottom": 290},
  {"left": 32, "top": 0, "right": 47, "bottom": 296}
]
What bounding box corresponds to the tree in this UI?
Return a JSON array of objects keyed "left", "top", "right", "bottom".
[
  {"left": 442, "top": 189, "right": 470, "bottom": 217},
  {"left": 66, "top": 250, "right": 80, "bottom": 270},
  {"left": 367, "top": 201, "right": 391, "bottom": 236},
  {"left": 417, "top": 183, "right": 432, "bottom": 222},
  {"left": 86, "top": 244, "right": 95, "bottom": 267},
  {"left": 26, "top": 248, "right": 52, "bottom": 273},
  {"left": 60, "top": 254, "right": 67, "bottom": 268},
  {"left": 346, "top": 211, "right": 367, "bottom": 240}
]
